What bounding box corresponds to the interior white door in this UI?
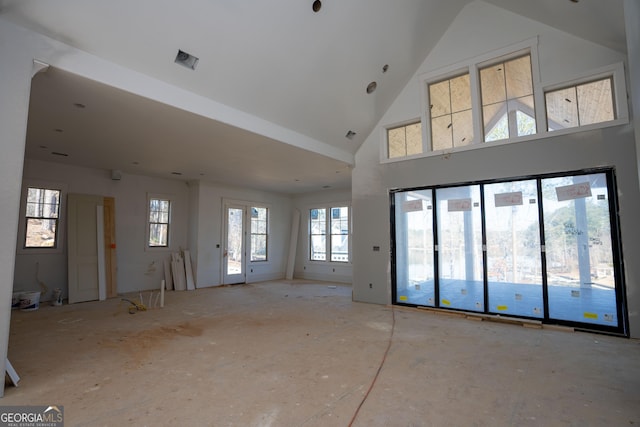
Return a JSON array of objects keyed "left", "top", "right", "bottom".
[
  {"left": 223, "top": 204, "right": 246, "bottom": 284},
  {"left": 67, "top": 194, "right": 104, "bottom": 304}
]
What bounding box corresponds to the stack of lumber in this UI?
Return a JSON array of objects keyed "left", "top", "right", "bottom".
[{"left": 163, "top": 249, "right": 195, "bottom": 291}]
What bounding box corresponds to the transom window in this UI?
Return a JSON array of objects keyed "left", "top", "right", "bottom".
[
  {"left": 545, "top": 77, "right": 614, "bottom": 131},
  {"left": 310, "top": 206, "right": 350, "bottom": 262},
  {"left": 479, "top": 54, "right": 536, "bottom": 141},
  {"left": 429, "top": 73, "right": 473, "bottom": 150},
  {"left": 24, "top": 187, "right": 61, "bottom": 248},
  {"left": 148, "top": 197, "right": 171, "bottom": 248},
  {"left": 387, "top": 121, "right": 422, "bottom": 158}
]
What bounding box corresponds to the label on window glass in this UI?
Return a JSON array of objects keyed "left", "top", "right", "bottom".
[
  {"left": 494, "top": 191, "right": 523, "bottom": 207},
  {"left": 403, "top": 199, "right": 423, "bottom": 212},
  {"left": 555, "top": 182, "right": 592, "bottom": 201},
  {"left": 448, "top": 198, "right": 472, "bottom": 212}
]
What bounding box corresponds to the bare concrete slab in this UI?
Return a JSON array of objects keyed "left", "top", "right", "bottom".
[{"left": 4, "top": 280, "right": 639, "bottom": 426}]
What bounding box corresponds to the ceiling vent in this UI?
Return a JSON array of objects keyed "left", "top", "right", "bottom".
[{"left": 175, "top": 50, "right": 199, "bottom": 70}]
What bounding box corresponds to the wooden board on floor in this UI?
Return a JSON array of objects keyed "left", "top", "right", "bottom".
[{"left": 184, "top": 250, "right": 195, "bottom": 290}]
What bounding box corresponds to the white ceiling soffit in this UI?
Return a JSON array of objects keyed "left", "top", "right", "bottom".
[{"left": 26, "top": 68, "right": 353, "bottom": 194}]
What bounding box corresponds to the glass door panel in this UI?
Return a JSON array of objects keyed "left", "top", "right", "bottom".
[
  {"left": 393, "top": 190, "right": 435, "bottom": 306},
  {"left": 542, "top": 173, "right": 618, "bottom": 326},
  {"left": 436, "top": 185, "right": 483, "bottom": 311},
  {"left": 223, "top": 206, "right": 245, "bottom": 284},
  {"left": 484, "top": 180, "right": 543, "bottom": 318}
]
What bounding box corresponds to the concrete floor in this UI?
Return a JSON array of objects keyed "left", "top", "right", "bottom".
[{"left": 3, "top": 280, "right": 639, "bottom": 426}]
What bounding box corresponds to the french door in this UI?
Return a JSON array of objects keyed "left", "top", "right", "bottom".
[{"left": 391, "top": 168, "right": 627, "bottom": 335}]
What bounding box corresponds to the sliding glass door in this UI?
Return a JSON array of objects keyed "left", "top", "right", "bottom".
[
  {"left": 484, "top": 180, "right": 543, "bottom": 318},
  {"left": 391, "top": 168, "right": 627, "bottom": 335},
  {"left": 436, "top": 185, "right": 483, "bottom": 312},
  {"left": 393, "top": 190, "right": 435, "bottom": 306},
  {"left": 542, "top": 173, "right": 619, "bottom": 327}
]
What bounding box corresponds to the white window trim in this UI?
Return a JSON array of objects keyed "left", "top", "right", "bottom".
[
  {"left": 382, "top": 39, "right": 630, "bottom": 164},
  {"left": 307, "top": 203, "right": 352, "bottom": 264},
  {"left": 17, "top": 180, "right": 68, "bottom": 255},
  {"left": 145, "top": 192, "right": 174, "bottom": 252}
]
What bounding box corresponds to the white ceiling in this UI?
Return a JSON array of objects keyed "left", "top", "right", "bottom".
[{"left": 0, "top": 0, "right": 627, "bottom": 194}]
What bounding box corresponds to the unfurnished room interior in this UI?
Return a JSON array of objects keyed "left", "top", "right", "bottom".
[{"left": 0, "top": 1, "right": 639, "bottom": 425}]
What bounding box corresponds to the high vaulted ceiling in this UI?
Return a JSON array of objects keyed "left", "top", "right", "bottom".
[{"left": 0, "top": 0, "right": 627, "bottom": 194}]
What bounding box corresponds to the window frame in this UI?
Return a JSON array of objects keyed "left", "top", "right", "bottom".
[
  {"left": 386, "top": 119, "right": 424, "bottom": 159},
  {"left": 17, "top": 180, "right": 67, "bottom": 255},
  {"left": 146, "top": 193, "right": 173, "bottom": 251},
  {"left": 308, "top": 205, "right": 351, "bottom": 263},
  {"left": 250, "top": 206, "right": 269, "bottom": 262},
  {"left": 542, "top": 62, "right": 628, "bottom": 135},
  {"left": 23, "top": 186, "right": 62, "bottom": 250}
]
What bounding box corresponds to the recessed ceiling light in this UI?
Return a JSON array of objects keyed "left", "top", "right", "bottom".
[
  {"left": 312, "top": 0, "right": 322, "bottom": 12},
  {"left": 366, "top": 81, "right": 377, "bottom": 94},
  {"left": 175, "top": 50, "right": 199, "bottom": 70},
  {"left": 73, "top": 103, "right": 85, "bottom": 109}
]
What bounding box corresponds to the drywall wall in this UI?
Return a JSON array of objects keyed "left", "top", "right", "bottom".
[
  {"left": 193, "top": 181, "right": 293, "bottom": 287},
  {"left": 292, "top": 189, "right": 353, "bottom": 283},
  {"left": 0, "top": 17, "right": 34, "bottom": 397},
  {"left": 352, "top": 1, "right": 640, "bottom": 337},
  {"left": 15, "top": 159, "right": 190, "bottom": 297}
]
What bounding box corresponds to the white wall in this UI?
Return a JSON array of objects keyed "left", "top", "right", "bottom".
[
  {"left": 15, "top": 159, "right": 190, "bottom": 297},
  {"left": 352, "top": 1, "right": 640, "bottom": 337},
  {"left": 292, "top": 189, "right": 353, "bottom": 283},
  {"left": 0, "top": 16, "right": 35, "bottom": 397},
  {"left": 193, "top": 182, "right": 293, "bottom": 287}
]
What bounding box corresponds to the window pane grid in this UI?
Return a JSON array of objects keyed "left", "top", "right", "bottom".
[
  {"left": 429, "top": 74, "right": 473, "bottom": 150},
  {"left": 330, "top": 207, "right": 349, "bottom": 262},
  {"left": 149, "top": 198, "right": 170, "bottom": 247},
  {"left": 388, "top": 122, "right": 422, "bottom": 158},
  {"left": 546, "top": 77, "right": 615, "bottom": 131},
  {"left": 480, "top": 55, "right": 536, "bottom": 142},
  {"left": 310, "top": 207, "right": 350, "bottom": 262},
  {"left": 250, "top": 207, "right": 268, "bottom": 261},
  {"left": 24, "top": 187, "right": 61, "bottom": 248}
]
